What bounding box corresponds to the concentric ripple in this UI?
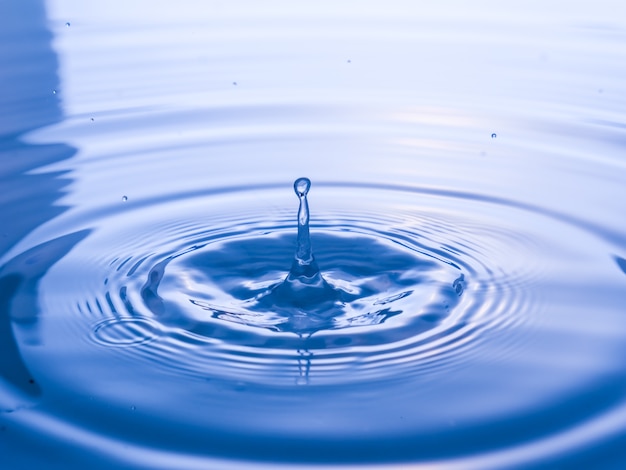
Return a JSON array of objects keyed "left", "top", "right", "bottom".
[
  {"left": 92, "top": 316, "right": 160, "bottom": 347},
  {"left": 3, "top": 178, "right": 625, "bottom": 466},
  {"left": 32, "top": 182, "right": 550, "bottom": 387}
]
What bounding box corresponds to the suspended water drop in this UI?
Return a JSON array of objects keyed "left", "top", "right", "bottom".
[
  {"left": 294, "top": 177, "right": 310, "bottom": 197},
  {"left": 290, "top": 177, "right": 319, "bottom": 272},
  {"left": 289, "top": 180, "right": 327, "bottom": 280},
  {"left": 65, "top": 22, "right": 71, "bottom": 27},
  {"left": 122, "top": 196, "right": 128, "bottom": 202},
  {"left": 52, "top": 89, "right": 57, "bottom": 95},
  {"left": 491, "top": 133, "right": 497, "bottom": 139},
  {"left": 90, "top": 117, "right": 95, "bottom": 122},
  {"left": 267, "top": 177, "right": 337, "bottom": 308}
]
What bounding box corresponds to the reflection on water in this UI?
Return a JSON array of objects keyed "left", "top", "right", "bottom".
[
  {"left": 2, "top": 0, "right": 626, "bottom": 468},
  {"left": 614, "top": 255, "right": 626, "bottom": 278},
  {"left": 0, "top": 0, "right": 78, "bottom": 405},
  {"left": 0, "top": 273, "right": 40, "bottom": 397}
]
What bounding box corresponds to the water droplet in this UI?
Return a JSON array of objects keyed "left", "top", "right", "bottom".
[
  {"left": 122, "top": 196, "right": 128, "bottom": 202},
  {"left": 294, "top": 177, "right": 311, "bottom": 197},
  {"left": 215, "top": 177, "right": 351, "bottom": 326},
  {"left": 292, "top": 178, "right": 314, "bottom": 267},
  {"left": 65, "top": 22, "right": 71, "bottom": 27},
  {"left": 52, "top": 89, "right": 57, "bottom": 95},
  {"left": 261, "top": 177, "right": 338, "bottom": 309},
  {"left": 491, "top": 133, "right": 497, "bottom": 139},
  {"left": 90, "top": 117, "right": 95, "bottom": 122}
]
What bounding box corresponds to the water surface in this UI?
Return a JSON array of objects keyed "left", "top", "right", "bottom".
[{"left": 2, "top": 1, "right": 626, "bottom": 468}]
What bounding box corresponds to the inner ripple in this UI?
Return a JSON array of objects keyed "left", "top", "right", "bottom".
[{"left": 154, "top": 232, "right": 463, "bottom": 337}]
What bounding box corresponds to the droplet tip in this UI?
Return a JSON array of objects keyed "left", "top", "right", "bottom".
[{"left": 294, "top": 177, "right": 311, "bottom": 197}]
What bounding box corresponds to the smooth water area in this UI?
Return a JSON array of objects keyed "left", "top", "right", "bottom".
[{"left": 2, "top": 1, "right": 626, "bottom": 468}]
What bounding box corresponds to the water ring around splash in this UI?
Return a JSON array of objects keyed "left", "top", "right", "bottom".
[
  {"left": 96, "top": 179, "right": 471, "bottom": 386},
  {"left": 3, "top": 179, "right": 625, "bottom": 466},
  {"left": 143, "top": 178, "right": 465, "bottom": 345}
]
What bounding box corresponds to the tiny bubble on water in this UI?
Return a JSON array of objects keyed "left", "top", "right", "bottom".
[
  {"left": 122, "top": 196, "right": 128, "bottom": 202},
  {"left": 65, "top": 22, "right": 71, "bottom": 27},
  {"left": 491, "top": 133, "right": 497, "bottom": 139}
]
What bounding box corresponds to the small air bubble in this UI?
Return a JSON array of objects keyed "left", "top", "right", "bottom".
[
  {"left": 65, "top": 22, "right": 71, "bottom": 27},
  {"left": 491, "top": 133, "right": 497, "bottom": 139},
  {"left": 122, "top": 196, "right": 128, "bottom": 202}
]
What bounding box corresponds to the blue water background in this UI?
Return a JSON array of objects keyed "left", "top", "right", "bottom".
[{"left": 2, "top": 1, "right": 626, "bottom": 468}]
